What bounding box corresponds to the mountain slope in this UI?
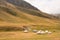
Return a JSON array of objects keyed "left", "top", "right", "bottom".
[
  {"left": 0, "top": 0, "right": 59, "bottom": 27},
  {"left": 1, "top": 0, "right": 58, "bottom": 19},
  {"left": 0, "top": 0, "right": 39, "bottom": 11}
]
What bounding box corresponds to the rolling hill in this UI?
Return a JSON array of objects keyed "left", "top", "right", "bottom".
[
  {"left": 0, "top": 0, "right": 60, "bottom": 40},
  {"left": 0, "top": 0, "right": 39, "bottom": 11},
  {"left": 0, "top": 0, "right": 59, "bottom": 28}
]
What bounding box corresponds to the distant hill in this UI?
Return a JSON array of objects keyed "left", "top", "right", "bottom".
[
  {"left": 53, "top": 13, "right": 60, "bottom": 19},
  {"left": 57, "top": 14, "right": 60, "bottom": 18}
]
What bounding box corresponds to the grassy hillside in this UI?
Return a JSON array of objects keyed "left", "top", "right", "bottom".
[
  {"left": 0, "top": 0, "right": 39, "bottom": 11},
  {"left": 0, "top": 0, "right": 60, "bottom": 30},
  {"left": 0, "top": 0, "right": 60, "bottom": 40}
]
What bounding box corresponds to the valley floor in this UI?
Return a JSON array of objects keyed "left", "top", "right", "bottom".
[{"left": 0, "top": 31, "right": 60, "bottom": 40}]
